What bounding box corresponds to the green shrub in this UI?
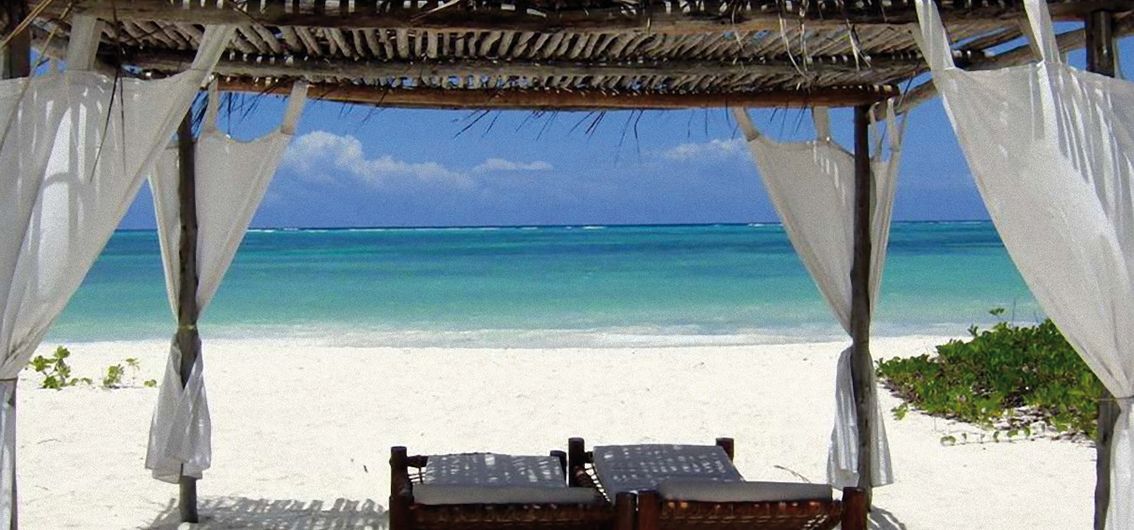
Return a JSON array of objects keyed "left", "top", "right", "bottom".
[
  {"left": 877, "top": 309, "right": 1103, "bottom": 438},
  {"left": 28, "top": 348, "right": 157, "bottom": 390},
  {"left": 29, "top": 347, "right": 91, "bottom": 389}
]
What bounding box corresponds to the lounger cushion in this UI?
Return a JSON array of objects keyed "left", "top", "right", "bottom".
[
  {"left": 423, "top": 453, "right": 566, "bottom": 486},
  {"left": 658, "top": 480, "right": 834, "bottom": 503},
  {"left": 592, "top": 444, "right": 743, "bottom": 496},
  {"left": 413, "top": 485, "right": 601, "bottom": 505}
]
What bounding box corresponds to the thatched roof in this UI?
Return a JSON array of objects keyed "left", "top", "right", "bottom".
[{"left": 26, "top": 0, "right": 1134, "bottom": 110}]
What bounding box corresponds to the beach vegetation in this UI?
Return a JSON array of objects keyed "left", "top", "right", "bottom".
[
  {"left": 30, "top": 347, "right": 91, "bottom": 389},
  {"left": 102, "top": 358, "right": 157, "bottom": 389},
  {"left": 29, "top": 348, "right": 157, "bottom": 390},
  {"left": 877, "top": 309, "right": 1103, "bottom": 439}
]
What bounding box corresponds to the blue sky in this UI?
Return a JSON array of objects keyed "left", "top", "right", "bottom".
[{"left": 117, "top": 36, "right": 1134, "bottom": 229}]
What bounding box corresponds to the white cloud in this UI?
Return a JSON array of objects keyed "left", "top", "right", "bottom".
[
  {"left": 661, "top": 138, "right": 747, "bottom": 162},
  {"left": 473, "top": 158, "right": 554, "bottom": 173},
  {"left": 283, "top": 131, "right": 470, "bottom": 187}
]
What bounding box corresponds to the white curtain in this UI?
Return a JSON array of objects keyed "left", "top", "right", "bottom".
[
  {"left": 145, "top": 81, "right": 308, "bottom": 483},
  {"left": 732, "top": 105, "right": 905, "bottom": 488},
  {"left": 0, "top": 15, "right": 233, "bottom": 528},
  {"left": 915, "top": 1, "right": 1134, "bottom": 527}
]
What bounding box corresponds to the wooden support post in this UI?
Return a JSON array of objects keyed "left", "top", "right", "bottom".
[
  {"left": 2, "top": 0, "right": 31, "bottom": 80},
  {"left": 567, "top": 437, "right": 585, "bottom": 487},
  {"left": 1085, "top": 12, "right": 1118, "bottom": 530},
  {"left": 175, "top": 110, "right": 201, "bottom": 525},
  {"left": 2, "top": 3, "right": 30, "bottom": 528},
  {"left": 850, "top": 104, "right": 875, "bottom": 511}
]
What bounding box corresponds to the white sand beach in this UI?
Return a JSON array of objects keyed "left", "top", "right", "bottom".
[{"left": 17, "top": 335, "right": 1092, "bottom": 529}]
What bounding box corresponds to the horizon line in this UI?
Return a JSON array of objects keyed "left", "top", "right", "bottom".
[{"left": 114, "top": 219, "right": 994, "bottom": 232}]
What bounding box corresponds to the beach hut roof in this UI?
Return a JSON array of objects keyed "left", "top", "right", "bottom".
[{"left": 29, "top": 0, "right": 1134, "bottom": 111}]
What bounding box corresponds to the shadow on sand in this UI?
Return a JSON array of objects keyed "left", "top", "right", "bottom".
[
  {"left": 147, "top": 497, "right": 387, "bottom": 529},
  {"left": 145, "top": 495, "right": 905, "bottom": 530},
  {"left": 870, "top": 506, "right": 907, "bottom": 530}
]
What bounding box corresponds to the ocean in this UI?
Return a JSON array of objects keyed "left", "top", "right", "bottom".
[{"left": 48, "top": 222, "right": 1042, "bottom": 347}]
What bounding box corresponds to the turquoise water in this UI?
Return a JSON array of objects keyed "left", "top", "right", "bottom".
[{"left": 47, "top": 222, "right": 1042, "bottom": 347}]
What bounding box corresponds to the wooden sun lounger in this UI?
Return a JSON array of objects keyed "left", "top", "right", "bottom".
[
  {"left": 569, "top": 437, "right": 866, "bottom": 530},
  {"left": 390, "top": 442, "right": 635, "bottom": 530}
]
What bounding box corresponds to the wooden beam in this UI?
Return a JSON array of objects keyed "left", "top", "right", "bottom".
[
  {"left": 175, "top": 108, "right": 201, "bottom": 525},
  {"left": 218, "top": 78, "right": 898, "bottom": 109},
  {"left": 2, "top": 0, "right": 30, "bottom": 79},
  {"left": 128, "top": 49, "right": 933, "bottom": 81},
  {"left": 1086, "top": 12, "right": 1118, "bottom": 530},
  {"left": 895, "top": 12, "right": 1134, "bottom": 116},
  {"left": 850, "top": 104, "right": 874, "bottom": 509},
  {"left": 39, "top": 0, "right": 1134, "bottom": 36}
]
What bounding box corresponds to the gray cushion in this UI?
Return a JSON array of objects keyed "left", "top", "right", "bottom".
[
  {"left": 422, "top": 453, "right": 565, "bottom": 486},
  {"left": 413, "top": 485, "right": 601, "bottom": 505},
  {"left": 658, "top": 480, "right": 834, "bottom": 503},
  {"left": 592, "top": 444, "right": 743, "bottom": 496}
]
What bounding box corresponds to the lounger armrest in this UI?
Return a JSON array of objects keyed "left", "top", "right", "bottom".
[
  {"left": 657, "top": 480, "right": 834, "bottom": 503},
  {"left": 413, "top": 485, "right": 604, "bottom": 506}
]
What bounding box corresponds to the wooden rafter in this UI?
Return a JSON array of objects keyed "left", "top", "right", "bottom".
[
  {"left": 894, "top": 11, "right": 1134, "bottom": 116},
  {"left": 219, "top": 79, "right": 899, "bottom": 109},
  {"left": 40, "top": 0, "right": 1134, "bottom": 35},
  {"left": 128, "top": 49, "right": 932, "bottom": 81}
]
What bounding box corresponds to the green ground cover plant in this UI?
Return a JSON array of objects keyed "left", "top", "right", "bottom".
[
  {"left": 30, "top": 347, "right": 157, "bottom": 390},
  {"left": 877, "top": 309, "right": 1103, "bottom": 439}
]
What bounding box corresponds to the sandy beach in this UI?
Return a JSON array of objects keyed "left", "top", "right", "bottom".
[{"left": 17, "top": 335, "right": 1092, "bottom": 529}]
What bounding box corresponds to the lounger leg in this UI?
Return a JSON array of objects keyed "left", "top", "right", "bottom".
[
  {"left": 638, "top": 490, "right": 661, "bottom": 530},
  {"left": 841, "top": 487, "right": 867, "bottom": 530},
  {"left": 614, "top": 492, "right": 635, "bottom": 530},
  {"left": 390, "top": 446, "right": 411, "bottom": 530}
]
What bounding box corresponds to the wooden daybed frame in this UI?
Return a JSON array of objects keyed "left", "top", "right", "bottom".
[
  {"left": 568, "top": 437, "right": 867, "bottom": 530},
  {"left": 390, "top": 444, "right": 635, "bottom": 530}
]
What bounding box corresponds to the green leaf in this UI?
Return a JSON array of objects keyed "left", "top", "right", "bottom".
[{"left": 876, "top": 316, "right": 1103, "bottom": 440}]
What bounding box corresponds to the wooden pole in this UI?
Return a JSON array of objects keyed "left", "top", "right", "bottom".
[
  {"left": 2, "top": 0, "right": 31, "bottom": 80},
  {"left": 1085, "top": 12, "right": 1118, "bottom": 530},
  {"left": 2, "top": 3, "right": 30, "bottom": 528},
  {"left": 850, "top": 104, "right": 875, "bottom": 511},
  {"left": 175, "top": 109, "right": 201, "bottom": 524}
]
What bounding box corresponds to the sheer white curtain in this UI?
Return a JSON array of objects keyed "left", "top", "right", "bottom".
[
  {"left": 732, "top": 105, "right": 905, "bottom": 488},
  {"left": 915, "top": 1, "right": 1134, "bottom": 527},
  {"left": 145, "top": 81, "right": 308, "bottom": 483},
  {"left": 0, "top": 15, "right": 232, "bottom": 528}
]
